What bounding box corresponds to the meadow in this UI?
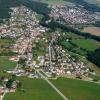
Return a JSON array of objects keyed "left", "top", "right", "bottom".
[
  {"left": 4, "top": 77, "right": 63, "bottom": 100},
  {"left": 71, "top": 39, "right": 100, "bottom": 51},
  {"left": 52, "top": 78, "right": 100, "bottom": 100},
  {"left": 33, "top": 0, "right": 67, "bottom": 4},
  {"left": 4, "top": 77, "right": 100, "bottom": 100},
  {"left": 0, "top": 56, "right": 16, "bottom": 77}
]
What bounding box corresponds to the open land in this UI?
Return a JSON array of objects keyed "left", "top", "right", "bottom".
[
  {"left": 52, "top": 78, "right": 100, "bottom": 100},
  {"left": 4, "top": 77, "right": 63, "bottom": 100},
  {"left": 3, "top": 77, "right": 100, "bottom": 100},
  {"left": 0, "top": 56, "right": 16, "bottom": 77},
  {"left": 71, "top": 39, "right": 100, "bottom": 51},
  {"left": 82, "top": 27, "right": 100, "bottom": 36},
  {"left": 33, "top": 0, "right": 69, "bottom": 5}
]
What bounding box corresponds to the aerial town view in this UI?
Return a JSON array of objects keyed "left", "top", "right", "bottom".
[{"left": 0, "top": 0, "right": 100, "bottom": 100}]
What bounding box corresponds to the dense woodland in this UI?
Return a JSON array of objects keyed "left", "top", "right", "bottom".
[{"left": 87, "top": 48, "right": 100, "bottom": 68}]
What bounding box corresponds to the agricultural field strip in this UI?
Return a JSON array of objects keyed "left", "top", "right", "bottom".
[{"left": 36, "top": 69, "right": 68, "bottom": 100}]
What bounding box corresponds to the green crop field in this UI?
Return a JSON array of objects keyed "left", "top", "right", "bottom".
[
  {"left": 60, "top": 41, "right": 72, "bottom": 49},
  {"left": 71, "top": 39, "right": 100, "bottom": 51},
  {"left": 4, "top": 77, "right": 100, "bottom": 100},
  {"left": 33, "top": 0, "right": 74, "bottom": 5},
  {"left": 0, "top": 56, "right": 16, "bottom": 77},
  {"left": 4, "top": 77, "right": 63, "bottom": 100},
  {"left": 41, "top": 0, "right": 65, "bottom": 4},
  {"left": 52, "top": 78, "right": 100, "bottom": 100},
  {"left": 0, "top": 39, "right": 14, "bottom": 47},
  {"left": 0, "top": 38, "right": 15, "bottom": 54}
]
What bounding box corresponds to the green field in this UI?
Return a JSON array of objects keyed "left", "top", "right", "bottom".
[
  {"left": 58, "top": 34, "right": 100, "bottom": 55},
  {"left": 4, "top": 77, "right": 63, "bottom": 100},
  {"left": 41, "top": 0, "right": 67, "bottom": 4},
  {"left": 4, "top": 77, "right": 100, "bottom": 100},
  {"left": 0, "top": 56, "right": 16, "bottom": 77},
  {"left": 33, "top": 0, "right": 74, "bottom": 5},
  {"left": 0, "top": 38, "right": 16, "bottom": 56},
  {"left": 84, "top": 0, "right": 100, "bottom": 6},
  {"left": 0, "top": 38, "right": 14, "bottom": 47},
  {"left": 60, "top": 41, "right": 72, "bottom": 49},
  {"left": 71, "top": 39, "right": 100, "bottom": 51},
  {"left": 52, "top": 78, "right": 100, "bottom": 100}
]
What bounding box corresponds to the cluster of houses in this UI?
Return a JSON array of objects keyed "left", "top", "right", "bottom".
[
  {"left": 49, "top": 5, "right": 99, "bottom": 24},
  {"left": 40, "top": 34, "right": 90, "bottom": 79},
  {"left": 7, "top": 31, "right": 92, "bottom": 80},
  {"left": 11, "top": 32, "right": 90, "bottom": 79},
  {"left": 44, "top": 45, "right": 90, "bottom": 78},
  {"left": 6, "top": 6, "right": 47, "bottom": 79},
  {"left": 0, "top": 5, "right": 93, "bottom": 80},
  {"left": 7, "top": 66, "right": 36, "bottom": 78},
  {"left": 3, "top": 6, "right": 47, "bottom": 64},
  {"left": 0, "top": 6, "right": 46, "bottom": 38},
  {"left": 0, "top": 4, "right": 99, "bottom": 100}
]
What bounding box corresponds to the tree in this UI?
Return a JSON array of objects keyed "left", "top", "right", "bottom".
[
  {"left": 6, "top": 79, "right": 13, "bottom": 89},
  {"left": 87, "top": 47, "right": 100, "bottom": 68},
  {"left": 18, "top": 58, "right": 26, "bottom": 65}
]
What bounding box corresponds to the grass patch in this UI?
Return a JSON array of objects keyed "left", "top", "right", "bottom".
[
  {"left": 60, "top": 41, "right": 72, "bottom": 49},
  {"left": 52, "top": 77, "right": 100, "bottom": 100},
  {"left": 36, "top": 14, "right": 44, "bottom": 21},
  {"left": 4, "top": 77, "right": 63, "bottom": 100},
  {"left": 33, "top": 0, "right": 68, "bottom": 5},
  {"left": 0, "top": 38, "right": 14, "bottom": 47},
  {"left": 4, "top": 77, "right": 100, "bottom": 100},
  {"left": 0, "top": 56, "right": 16, "bottom": 77},
  {"left": 71, "top": 39, "right": 100, "bottom": 51},
  {"left": 0, "top": 38, "right": 16, "bottom": 56}
]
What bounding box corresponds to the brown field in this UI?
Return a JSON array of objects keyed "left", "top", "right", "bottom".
[{"left": 82, "top": 27, "right": 100, "bottom": 36}]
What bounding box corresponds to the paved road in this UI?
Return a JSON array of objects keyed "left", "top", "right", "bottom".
[
  {"left": 36, "top": 69, "right": 68, "bottom": 100},
  {"left": 49, "top": 44, "right": 52, "bottom": 68},
  {"left": 0, "top": 90, "right": 8, "bottom": 100}
]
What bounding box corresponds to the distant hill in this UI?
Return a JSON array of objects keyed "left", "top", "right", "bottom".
[{"left": 64, "top": 0, "right": 100, "bottom": 12}]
